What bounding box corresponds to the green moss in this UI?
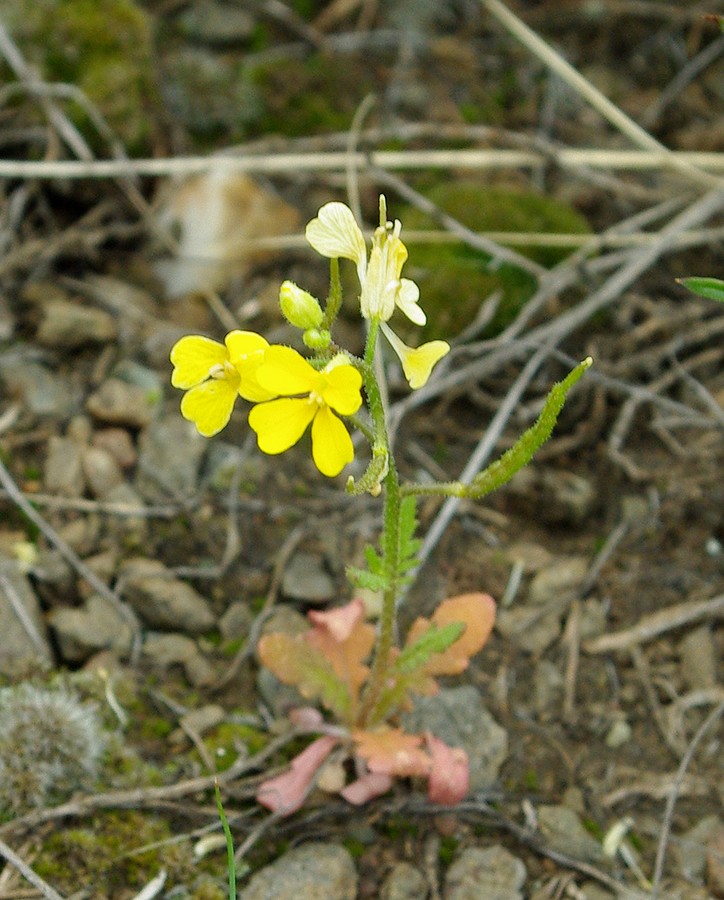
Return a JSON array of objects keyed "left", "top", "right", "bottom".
[
  {"left": 201, "top": 722, "right": 268, "bottom": 771},
  {"left": 0, "top": 0, "right": 157, "bottom": 152},
  {"left": 251, "top": 51, "right": 377, "bottom": 137},
  {"left": 34, "top": 811, "right": 192, "bottom": 895},
  {"left": 401, "top": 181, "right": 591, "bottom": 339}
]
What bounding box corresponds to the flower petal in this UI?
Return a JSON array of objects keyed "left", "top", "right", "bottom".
[
  {"left": 310, "top": 404, "right": 354, "bottom": 477},
  {"left": 255, "top": 345, "right": 320, "bottom": 396},
  {"left": 248, "top": 397, "right": 317, "bottom": 454},
  {"left": 224, "top": 330, "right": 276, "bottom": 402},
  {"left": 396, "top": 278, "right": 426, "bottom": 326},
  {"left": 170, "top": 335, "right": 226, "bottom": 389},
  {"left": 381, "top": 324, "right": 450, "bottom": 389},
  {"left": 180, "top": 379, "right": 237, "bottom": 436},
  {"left": 305, "top": 202, "right": 367, "bottom": 280},
  {"left": 320, "top": 364, "right": 363, "bottom": 416}
]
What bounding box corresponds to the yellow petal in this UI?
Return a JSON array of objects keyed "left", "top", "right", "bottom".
[
  {"left": 310, "top": 405, "right": 354, "bottom": 477},
  {"left": 320, "top": 364, "right": 363, "bottom": 416},
  {"left": 305, "top": 202, "right": 367, "bottom": 274},
  {"left": 255, "top": 345, "right": 320, "bottom": 396},
  {"left": 224, "top": 330, "right": 276, "bottom": 402},
  {"left": 180, "top": 380, "right": 237, "bottom": 436},
  {"left": 248, "top": 397, "right": 317, "bottom": 454},
  {"left": 381, "top": 324, "right": 450, "bottom": 390},
  {"left": 170, "top": 335, "right": 226, "bottom": 389},
  {"left": 396, "top": 278, "right": 425, "bottom": 326}
]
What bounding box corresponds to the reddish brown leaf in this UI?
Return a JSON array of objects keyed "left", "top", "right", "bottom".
[
  {"left": 426, "top": 734, "right": 469, "bottom": 805},
  {"left": 406, "top": 593, "right": 496, "bottom": 677},
  {"left": 256, "top": 735, "right": 338, "bottom": 815},
  {"left": 353, "top": 727, "right": 431, "bottom": 777},
  {"left": 340, "top": 772, "right": 393, "bottom": 805},
  {"left": 306, "top": 599, "right": 376, "bottom": 705}
]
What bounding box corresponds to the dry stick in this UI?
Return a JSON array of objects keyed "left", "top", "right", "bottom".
[
  {"left": 651, "top": 699, "right": 724, "bottom": 897},
  {"left": 584, "top": 594, "right": 724, "bottom": 654},
  {"left": 0, "top": 149, "right": 723, "bottom": 181},
  {"left": 0, "top": 838, "right": 65, "bottom": 900},
  {"left": 0, "top": 728, "right": 299, "bottom": 838},
  {"left": 0, "top": 458, "right": 140, "bottom": 638},
  {"left": 0, "top": 573, "right": 51, "bottom": 660},
  {"left": 479, "top": 0, "right": 723, "bottom": 191},
  {"left": 388, "top": 189, "right": 724, "bottom": 437}
]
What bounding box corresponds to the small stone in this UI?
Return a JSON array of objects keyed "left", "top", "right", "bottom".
[
  {"left": 528, "top": 557, "right": 588, "bottom": 604},
  {"left": 142, "top": 633, "right": 215, "bottom": 687},
  {"left": 48, "top": 594, "right": 133, "bottom": 663},
  {"left": 219, "top": 600, "right": 253, "bottom": 641},
  {"left": 135, "top": 414, "right": 206, "bottom": 500},
  {"left": 533, "top": 659, "right": 564, "bottom": 716},
  {"left": 179, "top": 0, "right": 254, "bottom": 45},
  {"left": 238, "top": 842, "right": 357, "bottom": 900},
  {"left": 0, "top": 554, "right": 53, "bottom": 676},
  {"left": 675, "top": 815, "right": 721, "bottom": 882},
  {"left": 102, "top": 483, "right": 149, "bottom": 545},
  {"left": 605, "top": 716, "right": 632, "bottom": 748},
  {"left": 401, "top": 685, "right": 508, "bottom": 791},
  {"left": 170, "top": 703, "right": 225, "bottom": 744},
  {"left": 380, "top": 862, "right": 427, "bottom": 900},
  {"left": 44, "top": 435, "right": 86, "bottom": 497},
  {"left": 508, "top": 467, "right": 596, "bottom": 525},
  {"left": 707, "top": 822, "right": 724, "bottom": 897},
  {"left": 36, "top": 298, "right": 117, "bottom": 349},
  {"left": 86, "top": 378, "right": 158, "bottom": 428},
  {"left": 82, "top": 446, "right": 125, "bottom": 499},
  {"left": 56, "top": 516, "right": 101, "bottom": 556},
  {"left": 444, "top": 845, "right": 526, "bottom": 900},
  {"left": 77, "top": 549, "right": 118, "bottom": 600},
  {"left": 0, "top": 353, "right": 77, "bottom": 418},
  {"left": 120, "top": 558, "right": 215, "bottom": 634},
  {"left": 282, "top": 552, "right": 335, "bottom": 604},
  {"left": 91, "top": 428, "right": 138, "bottom": 470},
  {"left": 537, "top": 805, "right": 605, "bottom": 865},
  {"left": 679, "top": 626, "right": 718, "bottom": 690}
]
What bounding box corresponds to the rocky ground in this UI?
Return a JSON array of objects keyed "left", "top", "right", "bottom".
[{"left": 0, "top": 1, "right": 722, "bottom": 898}]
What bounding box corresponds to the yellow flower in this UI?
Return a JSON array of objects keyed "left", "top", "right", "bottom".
[
  {"left": 170, "top": 331, "right": 275, "bottom": 436},
  {"left": 248, "top": 346, "right": 363, "bottom": 477},
  {"left": 380, "top": 324, "right": 450, "bottom": 389}
]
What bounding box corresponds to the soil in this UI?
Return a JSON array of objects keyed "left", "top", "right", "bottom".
[{"left": 0, "top": 2, "right": 722, "bottom": 898}]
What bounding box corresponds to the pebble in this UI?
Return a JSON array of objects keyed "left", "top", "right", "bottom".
[
  {"left": 91, "top": 427, "right": 138, "bottom": 470},
  {"left": 533, "top": 659, "right": 564, "bottom": 716},
  {"left": 102, "top": 483, "right": 149, "bottom": 545},
  {"left": 379, "top": 862, "right": 428, "bottom": 900},
  {"left": 82, "top": 446, "right": 125, "bottom": 499},
  {"left": 48, "top": 593, "right": 133, "bottom": 663},
  {"left": 282, "top": 552, "right": 335, "bottom": 604},
  {"left": 0, "top": 554, "right": 54, "bottom": 676},
  {"left": 675, "top": 815, "right": 721, "bottom": 883},
  {"left": 56, "top": 515, "right": 101, "bottom": 556},
  {"left": 401, "top": 685, "right": 508, "bottom": 791},
  {"left": 44, "top": 435, "right": 86, "bottom": 497},
  {"left": 170, "top": 703, "right": 225, "bottom": 745},
  {"left": 238, "top": 842, "right": 357, "bottom": 900},
  {"left": 508, "top": 467, "right": 596, "bottom": 525},
  {"left": 178, "top": 0, "right": 255, "bottom": 45},
  {"left": 143, "top": 633, "right": 215, "bottom": 687},
  {"left": 707, "top": 822, "right": 724, "bottom": 897},
  {"left": 496, "top": 556, "right": 588, "bottom": 654},
  {"left": 120, "top": 558, "right": 215, "bottom": 634},
  {"left": 36, "top": 298, "right": 117, "bottom": 349},
  {"left": 536, "top": 804, "right": 605, "bottom": 865},
  {"left": 679, "top": 625, "right": 718, "bottom": 690},
  {"left": 135, "top": 414, "right": 206, "bottom": 501},
  {"left": 219, "top": 600, "right": 253, "bottom": 641},
  {"left": 444, "top": 845, "right": 526, "bottom": 900},
  {"left": 86, "top": 377, "right": 158, "bottom": 428},
  {"left": 0, "top": 352, "right": 77, "bottom": 418}
]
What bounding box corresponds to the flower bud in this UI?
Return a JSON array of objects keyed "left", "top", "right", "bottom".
[
  {"left": 279, "top": 280, "right": 323, "bottom": 329},
  {"left": 302, "top": 327, "right": 332, "bottom": 350}
]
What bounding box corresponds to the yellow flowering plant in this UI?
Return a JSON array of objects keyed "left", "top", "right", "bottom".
[{"left": 170, "top": 196, "right": 591, "bottom": 814}]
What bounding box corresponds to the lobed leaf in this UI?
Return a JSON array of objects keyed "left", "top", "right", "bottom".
[{"left": 353, "top": 727, "right": 432, "bottom": 777}]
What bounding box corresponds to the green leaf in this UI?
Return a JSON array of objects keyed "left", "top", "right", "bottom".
[
  {"left": 346, "top": 566, "right": 389, "bottom": 592},
  {"left": 395, "top": 621, "right": 466, "bottom": 675},
  {"left": 465, "top": 357, "right": 592, "bottom": 500},
  {"left": 677, "top": 277, "right": 724, "bottom": 303}
]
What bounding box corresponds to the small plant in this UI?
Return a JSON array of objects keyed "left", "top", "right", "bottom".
[
  {"left": 0, "top": 683, "right": 104, "bottom": 814},
  {"left": 170, "top": 196, "right": 590, "bottom": 814},
  {"left": 677, "top": 276, "right": 724, "bottom": 303}
]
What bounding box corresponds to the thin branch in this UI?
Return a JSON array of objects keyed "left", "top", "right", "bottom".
[{"left": 0, "top": 838, "right": 65, "bottom": 900}]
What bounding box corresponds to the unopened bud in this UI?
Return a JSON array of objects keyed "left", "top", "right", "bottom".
[
  {"left": 279, "top": 280, "right": 323, "bottom": 329},
  {"left": 302, "top": 327, "right": 332, "bottom": 350}
]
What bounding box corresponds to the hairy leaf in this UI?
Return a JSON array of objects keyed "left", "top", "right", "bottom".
[
  {"left": 465, "top": 358, "right": 592, "bottom": 500},
  {"left": 395, "top": 621, "right": 466, "bottom": 674}
]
